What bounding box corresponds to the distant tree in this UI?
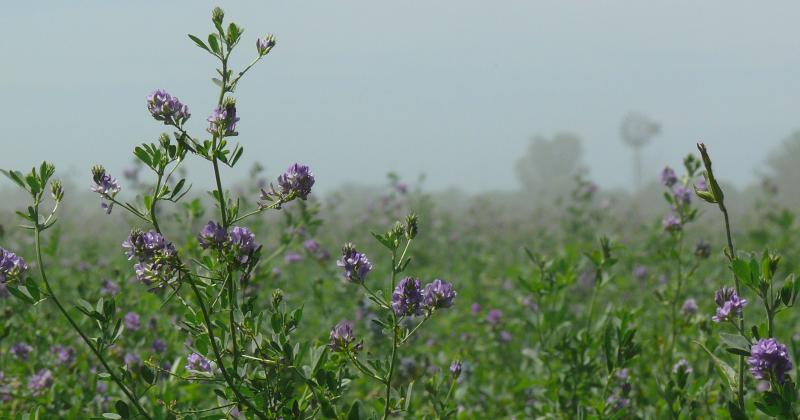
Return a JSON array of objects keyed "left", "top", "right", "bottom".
[
  {"left": 766, "top": 130, "right": 800, "bottom": 207},
  {"left": 620, "top": 112, "right": 660, "bottom": 192},
  {"left": 515, "top": 132, "right": 586, "bottom": 203}
]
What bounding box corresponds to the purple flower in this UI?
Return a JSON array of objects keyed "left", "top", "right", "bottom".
[
  {"left": 392, "top": 277, "right": 424, "bottom": 317},
  {"left": 123, "top": 230, "right": 175, "bottom": 262},
  {"left": 228, "top": 226, "right": 260, "bottom": 265},
  {"left": 186, "top": 353, "right": 213, "bottom": 373},
  {"left": 422, "top": 279, "right": 456, "bottom": 310},
  {"left": 450, "top": 360, "right": 462, "bottom": 379},
  {"left": 662, "top": 213, "right": 682, "bottom": 232},
  {"left": 661, "top": 166, "right": 678, "bottom": 187},
  {"left": 471, "top": 303, "right": 481, "bottom": 315},
  {"left": 0, "top": 248, "right": 27, "bottom": 283},
  {"left": 672, "top": 359, "right": 692, "bottom": 374},
  {"left": 207, "top": 103, "right": 239, "bottom": 137},
  {"left": 695, "top": 179, "right": 708, "bottom": 192},
  {"left": 198, "top": 221, "right": 227, "bottom": 250},
  {"left": 271, "top": 267, "right": 282, "bottom": 279},
  {"left": 337, "top": 244, "right": 373, "bottom": 284},
  {"left": 499, "top": 330, "right": 513, "bottom": 343},
  {"left": 303, "top": 239, "right": 320, "bottom": 253},
  {"left": 673, "top": 185, "right": 692, "bottom": 205},
  {"left": 152, "top": 339, "right": 167, "bottom": 354},
  {"left": 256, "top": 35, "right": 276, "bottom": 55},
  {"left": 100, "top": 279, "right": 120, "bottom": 296},
  {"left": 10, "top": 342, "right": 32, "bottom": 360},
  {"left": 51, "top": 345, "right": 75, "bottom": 366},
  {"left": 124, "top": 352, "right": 141, "bottom": 367},
  {"left": 90, "top": 165, "right": 121, "bottom": 199},
  {"left": 712, "top": 287, "right": 747, "bottom": 323},
  {"left": 28, "top": 369, "right": 53, "bottom": 394},
  {"left": 486, "top": 309, "right": 503, "bottom": 327},
  {"left": 749, "top": 338, "right": 792, "bottom": 384},
  {"left": 633, "top": 265, "right": 648, "bottom": 281},
  {"left": 124, "top": 312, "right": 141, "bottom": 331},
  {"left": 147, "top": 89, "right": 190, "bottom": 126},
  {"left": 284, "top": 251, "right": 303, "bottom": 264},
  {"left": 330, "top": 320, "right": 360, "bottom": 352},
  {"left": 277, "top": 163, "right": 315, "bottom": 200},
  {"left": 681, "top": 298, "right": 698, "bottom": 315}
]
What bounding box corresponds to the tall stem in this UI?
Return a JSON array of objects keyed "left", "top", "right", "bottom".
[
  {"left": 186, "top": 274, "right": 267, "bottom": 419},
  {"left": 720, "top": 203, "right": 745, "bottom": 410},
  {"left": 384, "top": 248, "right": 400, "bottom": 420},
  {"left": 33, "top": 208, "right": 151, "bottom": 419}
]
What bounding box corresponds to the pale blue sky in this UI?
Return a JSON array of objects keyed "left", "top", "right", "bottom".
[{"left": 1, "top": 1, "right": 799, "bottom": 193}]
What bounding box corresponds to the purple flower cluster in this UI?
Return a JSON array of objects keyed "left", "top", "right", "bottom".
[
  {"left": 712, "top": 287, "right": 747, "bottom": 323},
  {"left": 337, "top": 244, "right": 373, "bottom": 284},
  {"left": 681, "top": 298, "right": 698, "bottom": 315},
  {"left": 633, "top": 265, "right": 648, "bottom": 281},
  {"left": 51, "top": 345, "right": 75, "bottom": 366},
  {"left": 422, "top": 279, "right": 457, "bottom": 310},
  {"left": 28, "top": 369, "right": 53, "bottom": 395},
  {"left": 284, "top": 251, "right": 303, "bottom": 264},
  {"left": 256, "top": 35, "right": 276, "bottom": 55},
  {"left": 11, "top": 342, "right": 32, "bottom": 360},
  {"left": 147, "top": 89, "right": 190, "bottom": 126},
  {"left": 749, "top": 338, "right": 792, "bottom": 384},
  {"left": 0, "top": 248, "right": 27, "bottom": 283},
  {"left": 277, "top": 163, "right": 315, "bottom": 200},
  {"left": 124, "top": 312, "right": 141, "bottom": 331},
  {"left": 672, "top": 185, "right": 692, "bottom": 205},
  {"left": 672, "top": 358, "right": 692, "bottom": 374},
  {"left": 207, "top": 103, "right": 239, "bottom": 137},
  {"left": 122, "top": 230, "right": 178, "bottom": 286},
  {"left": 228, "top": 226, "right": 260, "bottom": 265},
  {"left": 90, "top": 167, "right": 121, "bottom": 197},
  {"left": 197, "top": 222, "right": 261, "bottom": 265},
  {"left": 186, "top": 353, "right": 213, "bottom": 373},
  {"left": 197, "top": 221, "right": 227, "bottom": 250},
  {"left": 662, "top": 213, "right": 682, "bottom": 232},
  {"left": 486, "top": 309, "right": 503, "bottom": 327},
  {"left": 449, "top": 360, "right": 462, "bottom": 379},
  {"left": 124, "top": 352, "right": 141, "bottom": 367},
  {"left": 330, "top": 320, "right": 361, "bottom": 353},
  {"left": 661, "top": 166, "right": 678, "bottom": 187},
  {"left": 392, "top": 277, "right": 424, "bottom": 317}
]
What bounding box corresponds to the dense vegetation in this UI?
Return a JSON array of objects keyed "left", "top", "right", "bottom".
[{"left": 2, "top": 8, "right": 800, "bottom": 420}]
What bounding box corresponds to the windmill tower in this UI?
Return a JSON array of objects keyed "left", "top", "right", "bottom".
[{"left": 620, "top": 113, "right": 660, "bottom": 192}]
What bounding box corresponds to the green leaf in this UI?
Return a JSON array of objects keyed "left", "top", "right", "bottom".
[
  {"left": 187, "top": 34, "right": 210, "bottom": 52},
  {"left": 207, "top": 33, "right": 220, "bottom": 54},
  {"left": 695, "top": 341, "right": 738, "bottom": 396},
  {"left": 114, "top": 400, "right": 129, "bottom": 419},
  {"left": 346, "top": 401, "right": 362, "bottom": 420},
  {"left": 719, "top": 333, "right": 750, "bottom": 352}
]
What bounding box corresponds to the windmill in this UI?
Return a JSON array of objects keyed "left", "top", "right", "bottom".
[{"left": 620, "top": 113, "right": 660, "bottom": 192}]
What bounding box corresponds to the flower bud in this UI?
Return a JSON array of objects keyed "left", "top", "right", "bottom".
[
  {"left": 51, "top": 180, "right": 64, "bottom": 202},
  {"left": 405, "top": 213, "right": 418, "bottom": 240}
]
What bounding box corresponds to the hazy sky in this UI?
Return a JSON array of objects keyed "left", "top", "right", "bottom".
[{"left": 2, "top": 1, "right": 799, "bottom": 194}]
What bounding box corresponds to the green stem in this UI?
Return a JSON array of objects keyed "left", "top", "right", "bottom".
[
  {"left": 186, "top": 274, "right": 267, "bottom": 419},
  {"left": 384, "top": 248, "right": 400, "bottom": 420},
  {"left": 720, "top": 203, "right": 745, "bottom": 411},
  {"left": 33, "top": 207, "right": 152, "bottom": 420}
]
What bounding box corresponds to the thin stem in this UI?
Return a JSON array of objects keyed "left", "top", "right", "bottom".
[
  {"left": 32, "top": 207, "right": 152, "bottom": 420},
  {"left": 384, "top": 247, "right": 400, "bottom": 420},
  {"left": 720, "top": 203, "right": 745, "bottom": 410},
  {"left": 186, "top": 274, "right": 267, "bottom": 419}
]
